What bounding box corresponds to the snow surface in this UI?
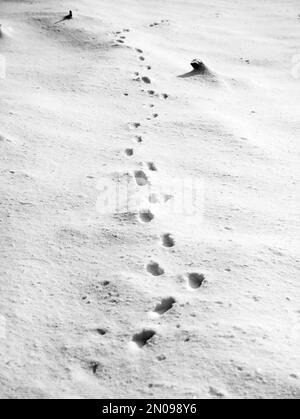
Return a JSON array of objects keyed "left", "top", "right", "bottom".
[{"left": 0, "top": 0, "right": 299, "bottom": 399}]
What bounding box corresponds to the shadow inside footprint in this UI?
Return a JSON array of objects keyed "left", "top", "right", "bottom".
[
  {"left": 147, "top": 262, "right": 165, "bottom": 276},
  {"left": 135, "top": 135, "right": 143, "bottom": 143},
  {"left": 147, "top": 162, "right": 157, "bottom": 171},
  {"left": 125, "top": 148, "right": 134, "bottom": 156},
  {"left": 162, "top": 233, "right": 175, "bottom": 248},
  {"left": 142, "top": 76, "right": 151, "bottom": 84},
  {"left": 139, "top": 209, "right": 154, "bottom": 223},
  {"left": 188, "top": 273, "right": 205, "bottom": 289},
  {"left": 154, "top": 297, "right": 176, "bottom": 315},
  {"left": 129, "top": 122, "right": 141, "bottom": 130},
  {"left": 134, "top": 170, "right": 149, "bottom": 186},
  {"left": 96, "top": 328, "right": 107, "bottom": 336},
  {"left": 132, "top": 330, "right": 156, "bottom": 348}
]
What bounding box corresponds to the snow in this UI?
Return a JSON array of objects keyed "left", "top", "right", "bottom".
[{"left": 0, "top": 0, "right": 299, "bottom": 399}]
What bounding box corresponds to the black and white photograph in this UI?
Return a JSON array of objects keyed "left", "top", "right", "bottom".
[{"left": 0, "top": 0, "right": 299, "bottom": 400}]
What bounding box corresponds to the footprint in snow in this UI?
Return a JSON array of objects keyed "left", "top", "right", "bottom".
[
  {"left": 154, "top": 297, "right": 176, "bottom": 315},
  {"left": 161, "top": 233, "right": 175, "bottom": 248},
  {"left": 134, "top": 170, "right": 149, "bottom": 186},
  {"left": 128, "top": 122, "right": 141, "bottom": 130},
  {"left": 132, "top": 330, "right": 156, "bottom": 348},
  {"left": 134, "top": 135, "right": 143, "bottom": 143},
  {"left": 147, "top": 162, "right": 157, "bottom": 171},
  {"left": 139, "top": 209, "right": 154, "bottom": 223},
  {"left": 96, "top": 328, "right": 107, "bottom": 336},
  {"left": 187, "top": 273, "right": 206, "bottom": 289},
  {"left": 125, "top": 148, "right": 134, "bottom": 157},
  {"left": 147, "top": 262, "right": 165, "bottom": 276},
  {"left": 141, "top": 76, "right": 151, "bottom": 84},
  {"left": 147, "top": 90, "right": 159, "bottom": 97}
]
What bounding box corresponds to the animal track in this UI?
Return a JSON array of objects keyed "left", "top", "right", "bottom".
[
  {"left": 136, "top": 48, "right": 143, "bottom": 53},
  {"left": 142, "top": 76, "right": 151, "bottom": 84},
  {"left": 134, "top": 170, "right": 149, "bottom": 186},
  {"left": 128, "top": 122, "right": 141, "bottom": 130},
  {"left": 147, "top": 162, "right": 157, "bottom": 171},
  {"left": 139, "top": 56, "right": 145, "bottom": 61},
  {"left": 125, "top": 148, "right": 134, "bottom": 156},
  {"left": 187, "top": 273, "right": 205, "bottom": 289},
  {"left": 147, "top": 113, "right": 158, "bottom": 120},
  {"left": 154, "top": 297, "right": 176, "bottom": 315},
  {"left": 132, "top": 330, "right": 156, "bottom": 348},
  {"left": 161, "top": 233, "right": 175, "bottom": 248},
  {"left": 96, "top": 328, "right": 107, "bottom": 336},
  {"left": 139, "top": 209, "right": 154, "bottom": 223},
  {"left": 147, "top": 262, "right": 165, "bottom": 276},
  {"left": 134, "top": 135, "right": 143, "bottom": 143},
  {"left": 149, "top": 20, "right": 169, "bottom": 28}
]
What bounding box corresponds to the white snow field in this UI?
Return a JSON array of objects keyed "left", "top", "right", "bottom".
[{"left": 0, "top": 0, "right": 299, "bottom": 399}]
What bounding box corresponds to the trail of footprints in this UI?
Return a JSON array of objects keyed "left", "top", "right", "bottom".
[
  {"left": 110, "top": 23, "right": 208, "bottom": 352},
  {"left": 112, "top": 28, "right": 131, "bottom": 46}
]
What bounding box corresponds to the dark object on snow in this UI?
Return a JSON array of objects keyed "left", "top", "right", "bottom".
[
  {"left": 54, "top": 11, "right": 73, "bottom": 25},
  {"left": 178, "top": 59, "right": 214, "bottom": 79},
  {"left": 65, "top": 11, "right": 73, "bottom": 20},
  {"left": 190, "top": 59, "right": 208, "bottom": 73}
]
